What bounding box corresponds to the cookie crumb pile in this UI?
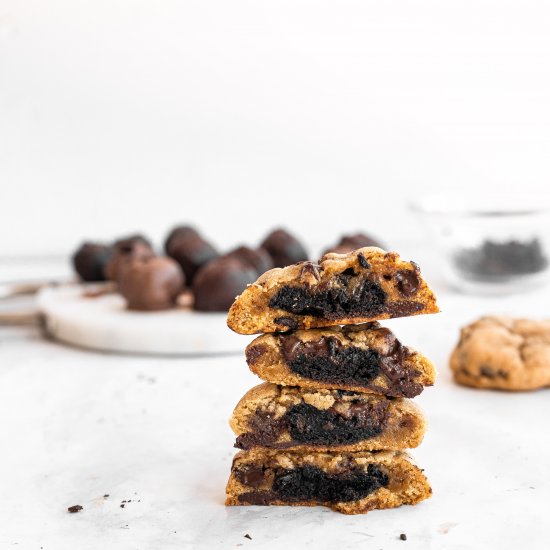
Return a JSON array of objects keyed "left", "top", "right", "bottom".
[{"left": 225, "top": 247, "right": 439, "bottom": 514}]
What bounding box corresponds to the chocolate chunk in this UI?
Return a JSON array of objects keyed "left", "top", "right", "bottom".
[
  {"left": 235, "top": 465, "right": 266, "bottom": 488},
  {"left": 117, "top": 256, "right": 185, "bottom": 311},
  {"left": 272, "top": 464, "right": 388, "bottom": 503},
  {"left": 357, "top": 253, "right": 370, "bottom": 269},
  {"left": 164, "top": 225, "right": 200, "bottom": 256},
  {"left": 224, "top": 246, "right": 273, "bottom": 276},
  {"left": 168, "top": 235, "right": 218, "bottom": 284},
  {"left": 235, "top": 411, "right": 285, "bottom": 450},
  {"left": 386, "top": 301, "right": 424, "bottom": 318},
  {"left": 261, "top": 229, "right": 308, "bottom": 268},
  {"left": 67, "top": 505, "right": 83, "bottom": 513},
  {"left": 238, "top": 490, "right": 275, "bottom": 505},
  {"left": 72, "top": 242, "right": 113, "bottom": 282},
  {"left": 192, "top": 257, "right": 257, "bottom": 312},
  {"left": 395, "top": 270, "right": 420, "bottom": 297},
  {"left": 104, "top": 235, "right": 155, "bottom": 281},
  {"left": 245, "top": 344, "right": 269, "bottom": 366}
]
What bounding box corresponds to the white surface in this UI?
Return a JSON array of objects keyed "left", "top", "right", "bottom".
[
  {"left": 1, "top": 283, "right": 550, "bottom": 549},
  {"left": 2, "top": 1, "right": 550, "bottom": 255},
  {"left": 37, "top": 285, "right": 246, "bottom": 356}
]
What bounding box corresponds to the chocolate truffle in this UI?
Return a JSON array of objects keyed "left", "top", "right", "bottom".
[
  {"left": 224, "top": 246, "right": 274, "bottom": 276},
  {"left": 72, "top": 242, "right": 113, "bottom": 282},
  {"left": 323, "top": 233, "right": 385, "bottom": 256},
  {"left": 260, "top": 229, "right": 308, "bottom": 268},
  {"left": 104, "top": 234, "right": 155, "bottom": 281},
  {"left": 164, "top": 225, "right": 201, "bottom": 256},
  {"left": 117, "top": 256, "right": 185, "bottom": 311},
  {"left": 168, "top": 235, "right": 218, "bottom": 284},
  {"left": 192, "top": 257, "right": 257, "bottom": 312}
]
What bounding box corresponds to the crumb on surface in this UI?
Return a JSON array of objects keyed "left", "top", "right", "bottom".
[
  {"left": 67, "top": 505, "right": 83, "bottom": 513},
  {"left": 399, "top": 533, "right": 407, "bottom": 541},
  {"left": 244, "top": 534, "right": 252, "bottom": 540}
]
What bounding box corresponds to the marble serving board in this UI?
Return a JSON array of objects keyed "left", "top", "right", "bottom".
[{"left": 37, "top": 284, "right": 247, "bottom": 356}]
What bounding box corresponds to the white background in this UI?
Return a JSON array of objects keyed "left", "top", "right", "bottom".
[{"left": 2, "top": 1, "right": 550, "bottom": 256}]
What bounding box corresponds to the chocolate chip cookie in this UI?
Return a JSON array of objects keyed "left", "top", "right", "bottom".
[
  {"left": 227, "top": 247, "right": 439, "bottom": 334},
  {"left": 450, "top": 316, "right": 550, "bottom": 390},
  {"left": 226, "top": 448, "right": 431, "bottom": 514},
  {"left": 230, "top": 383, "right": 426, "bottom": 452},
  {"left": 245, "top": 323, "right": 436, "bottom": 398}
]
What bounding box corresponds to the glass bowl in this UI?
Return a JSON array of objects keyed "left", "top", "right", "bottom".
[{"left": 411, "top": 193, "right": 550, "bottom": 294}]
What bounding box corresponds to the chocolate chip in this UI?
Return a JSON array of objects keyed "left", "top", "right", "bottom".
[
  {"left": 395, "top": 270, "right": 420, "bottom": 297},
  {"left": 357, "top": 253, "right": 370, "bottom": 269},
  {"left": 234, "top": 465, "right": 266, "bottom": 487},
  {"left": 67, "top": 505, "right": 83, "bottom": 513}
]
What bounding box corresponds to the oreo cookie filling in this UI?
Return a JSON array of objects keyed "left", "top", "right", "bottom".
[
  {"left": 278, "top": 333, "right": 423, "bottom": 397},
  {"left": 237, "top": 464, "right": 389, "bottom": 504},
  {"left": 235, "top": 400, "right": 390, "bottom": 450}
]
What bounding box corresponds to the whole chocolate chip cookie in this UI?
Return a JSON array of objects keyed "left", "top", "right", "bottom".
[{"left": 450, "top": 316, "right": 550, "bottom": 391}]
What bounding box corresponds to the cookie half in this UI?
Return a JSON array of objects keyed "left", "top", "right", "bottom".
[
  {"left": 245, "top": 322, "right": 436, "bottom": 398},
  {"left": 226, "top": 448, "right": 431, "bottom": 514},
  {"left": 450, "top": 316, "right": 550, "bottom": 391},
  {"left": 227, "top": 247, "right": 439, "bottom": 334},
  {"left": 230, "top": 383, "right": 426, "bottom": 452}
]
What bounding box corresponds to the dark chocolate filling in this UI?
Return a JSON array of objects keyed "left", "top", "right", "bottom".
[
  {"left": 237, "top": 464, "right": 388, "bottom": 504},
  {"left": 269, "top": 273, "right": 387, "bottom": 320},
  {"left": 235, "top": 400, "right": 389, "bottom": 450},
  {"left": 280, "top": 333, "right": 423, "bottom": 398}
]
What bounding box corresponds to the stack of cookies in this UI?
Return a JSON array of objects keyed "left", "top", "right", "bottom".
[{"left": 225, "top": 247, "right": 439, "bottom": 514}]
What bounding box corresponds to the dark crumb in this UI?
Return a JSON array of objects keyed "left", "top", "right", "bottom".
[
  {"left": 244, "top": 534, "right": 252, "bottom": 540},
  {"left": 103, "top": 494, "right": 109, "bottom": 498},
  {"left": 67, "top": 505, "right": 83, "bottom": 513},
  {"left": 399, "top": 533, "right": 407, "bottom": 541},
  {"left": 120, "top": 504, "right": 125, "bottom": 508}
]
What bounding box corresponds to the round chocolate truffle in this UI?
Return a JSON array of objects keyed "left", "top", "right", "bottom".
[
  {"left": 117, "top": 256, "right": 185, "bottom": 311},
  {"left": 260, "top": 229, "right": 308, "bottom": 268},
  {"left": 104, "top": 234, "right": 155, "bottom": 281},
  {"left": 164, "top": 225, "right": 201, "bottom": 256},
  {"left": 168, "top": 235, "right": 218, "bottom": 284},
  {"left": 192, "top": 257, "right": 257, "bottom": 312},
  {"left": 72, "top": 242, "right": 113, "bottom": 282},
  {"left": 323, "top": 232, "right": 385, "bottom": 256},
  {"left": 224, "top": 246, "right": 274, "bottom": 276}
]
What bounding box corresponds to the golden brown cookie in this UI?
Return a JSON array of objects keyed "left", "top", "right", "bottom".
[
  {"left": 245, "top": 322, "right": 436, "bottom": 398},
  {"left": 226, "top": 448, "right": 431, "bottom": 514},
  {"left": 230, "top": 383, "right": 426, "bottom": 452},
  {"left": 450, "top": 316, "right": 550, "bottom": 391},
  {"left": 227, "top": 247, "right": 439, "bottom": 334}
]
